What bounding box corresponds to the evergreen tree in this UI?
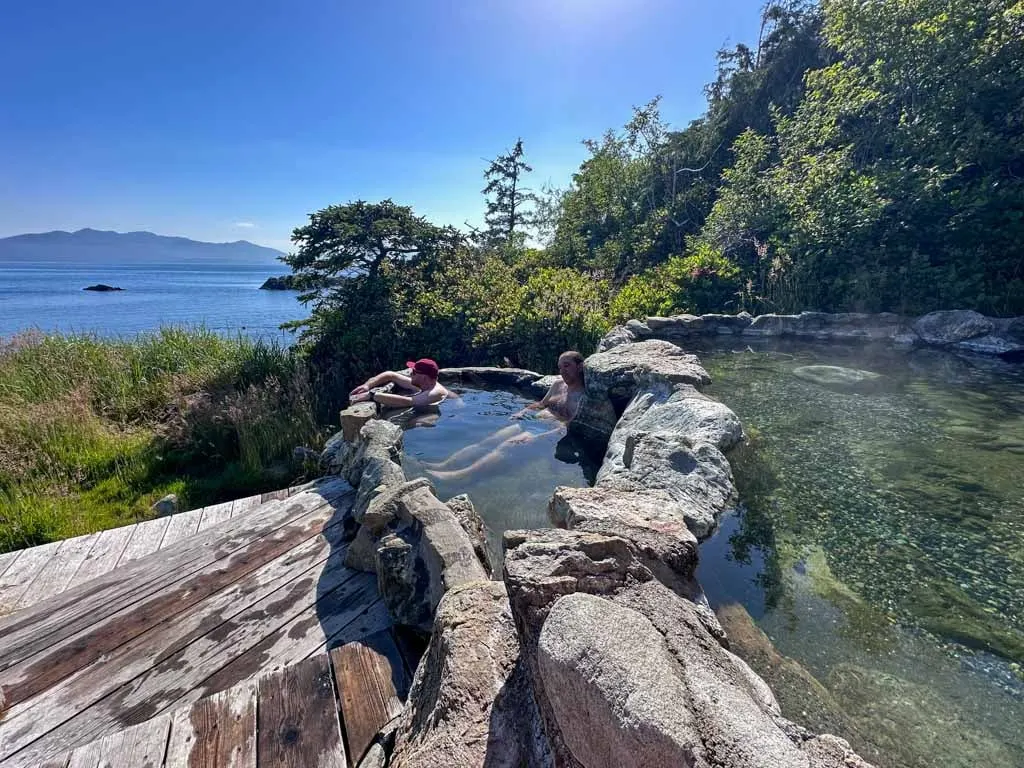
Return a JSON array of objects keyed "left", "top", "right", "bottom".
[{"left": 481, "top": 138, "right": 536, "bottom": 250}]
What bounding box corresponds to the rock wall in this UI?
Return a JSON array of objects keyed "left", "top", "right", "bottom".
[
  {"left": 601, "top": 310, "right": 1024, "bottom": 358},
  {"left": 321, "top": 336, "right": 876, "bottom": 767}
]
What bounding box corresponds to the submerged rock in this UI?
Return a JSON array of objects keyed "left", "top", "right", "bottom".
[{"left": 792, "top": 365, "right": 883, "bottom": 391}]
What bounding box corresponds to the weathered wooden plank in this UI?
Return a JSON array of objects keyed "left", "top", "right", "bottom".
[
  {"left": 257, "top": 654, "right": 347, "bottom": 768},
  {"left": 0, "top": 534, "right": 361, "bottom": 765},
  {"left": 65, "top": 713, "right": 171, "bottom": 768},
  {"left": 261, "top": 488, "right": 290, "bottom": 504},
  {"left": 197, "top": 501, "right": 235, "bottom": 532},
  {"left": 165, "top": 682, "right": 257, "bottom": 768},
  {"left": 330, "top": 631, "right": 408, "bottom": 767},
  {"left": 159, "top": 508, "right": 204, "bottom": 550},
  {"left": 0, "top": 540, "right": 62, "bottom": 616},
  {"left": 0, "top": 479, "right": 352, "bottom": 666},
  {"left": 70, "top": 525, "right": 135, "bottom": 585},
  {"left": 214, "top": 578, "right": 389, "bottom": 688},
  {"left": 0, "top": 502, "right": 346, "bottom": 710},
  {"left": 0, "top": 549, "right": 23, "bottom": 580},
  {"left": 116, "top": 515, "right": 171, "bottom": 565},
  {"left": 36, "top": 756, "right": 70, "bottom": 768},
  {"left": 229, "top": 494, "right": 262, "bottom": 519},
  {"left": 17, "top": 533, "right": 102, "bottom": 609},
  {"left": 288, "top": 482, "right": 315, "bottom": 497}
]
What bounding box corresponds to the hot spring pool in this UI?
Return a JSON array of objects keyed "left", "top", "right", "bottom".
[
  {"left": 399, "top": 386, "right": 597, "bottom": 566},
  {"left": 695, "top": 339, "right": 1024, "bottom": 768}
]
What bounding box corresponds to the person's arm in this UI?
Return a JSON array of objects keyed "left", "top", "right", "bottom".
[
  {"left": 512, "top": 383, "right": 556, "bottom": 419},
  {"left": 350, "top": 371, "right": 419, "bottom": 396}
]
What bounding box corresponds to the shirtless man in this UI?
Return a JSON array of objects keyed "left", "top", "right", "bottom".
[
  {"left": 423, "top": 351, "right": 585, "bottom": 480},
  {"left": 348, "top": 358, "right": 450, "bottom": 409}
]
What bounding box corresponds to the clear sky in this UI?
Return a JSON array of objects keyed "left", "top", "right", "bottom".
[{"left": 0, "top": 0, "right": 765, "bottom": 251}]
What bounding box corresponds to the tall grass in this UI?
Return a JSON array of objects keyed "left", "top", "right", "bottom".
[{"left": 0, "top": 328, "right": 327, "bottom": 552}]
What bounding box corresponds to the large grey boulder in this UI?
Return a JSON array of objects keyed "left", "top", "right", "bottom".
[
  {"left": 537, "top": 593, "right": 707, "bottom": 768},
  {"left": 912, "top": 310, "right": 994, "bottom": 345},
  {"left": 608, "top": 384, "right": 743, "bottom": 453},
  {"left": 446, "top": 494, "right": 492, "bottom": 576},
  {"left": 549, "top": 486, "right": 700, "bottom": 599},
  {"left": 340, "top": 402, "right": 378, "bottom": 442},
  {"left": 584, "top": 339, "right": 712, "bottom": 397},
  {"left": 597, "top": 428, "right": 735, "bottom": 540},
  {"left": 390, "top": 581, "right": 552, "bottom": 768},
  {"left": 374, "top": 486, "right": 488, "bottom": 632},
  {"left": 572, "top": 340, "right": 713, "bottom": 444}
]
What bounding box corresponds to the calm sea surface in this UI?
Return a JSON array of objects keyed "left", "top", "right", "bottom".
[{"left": 0, "top": 260, "right": 306, "bottom": 341}]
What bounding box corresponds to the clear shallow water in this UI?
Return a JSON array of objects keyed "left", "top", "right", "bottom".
[
  {"left": 695, "top": 339, "right": 1024, "bottom": 768},
  {"left": 0, "top": 260, "right": 305, "bottom": 341},
  {"left": 400, "top": 387, "right": 596, "bottom": 565}
]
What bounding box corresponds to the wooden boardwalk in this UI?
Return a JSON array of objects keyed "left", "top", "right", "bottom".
[
  {"left": 35, "top": 630, "right": 413, "bottom": 768},
  {"left": 0, "top": 482, "right": 314, "bottom": 616},
  {"left": 0, "top": 477, "right": 400, "bottom": 767}
]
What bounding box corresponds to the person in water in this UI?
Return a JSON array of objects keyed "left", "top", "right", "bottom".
[
  {"left": 348, "top": 358, "right": 451, "bottom": 410},
  {"left": 423, "top": 351, "right": 586, "bottom": 481}
]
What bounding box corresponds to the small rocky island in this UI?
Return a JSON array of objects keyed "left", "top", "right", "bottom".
[
  {"left": 259, "top": 275, "right": 297, "bottom": 290},
  {"left": 82, "top": 284, "right": 124, "bottom": 292}
]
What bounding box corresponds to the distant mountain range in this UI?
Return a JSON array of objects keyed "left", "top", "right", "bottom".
[{"left": 0, "top": 228, "right": 286, "bottom": 264}]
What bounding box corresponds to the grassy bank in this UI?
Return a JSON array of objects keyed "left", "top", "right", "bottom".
[{"left": 0, "top": 328, "right": 326, "bottom": 553}]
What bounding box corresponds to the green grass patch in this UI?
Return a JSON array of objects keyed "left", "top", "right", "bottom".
[{"left": 0, "top": 328, "right": 327, "bottom": 553}]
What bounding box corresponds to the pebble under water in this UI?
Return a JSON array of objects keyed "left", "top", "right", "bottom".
[{"left": 696, "top": 339, "right": 1024, "bottom": 768}]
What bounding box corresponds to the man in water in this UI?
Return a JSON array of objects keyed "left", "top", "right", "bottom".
[
  {"left": 424, "top": 351, "right": 586, "bottom": 480},
  {"left": 348, "top": 358, "right": 451, "bottom": 409}
]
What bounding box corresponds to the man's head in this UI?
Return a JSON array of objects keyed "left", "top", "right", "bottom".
[
  {"left": 406, "top": 358, "right": 440, "bottom": 388},
  {"left": 557, "top": 351, "right": 585, "bottom": 386}
]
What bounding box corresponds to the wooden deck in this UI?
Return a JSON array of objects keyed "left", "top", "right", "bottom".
[
  {"left": 35, "top": 630, "right": 413, "bottom": 768},
  {"left": 0, "top": 482, "right": 315, "bottom": 616},
  {"left": 0, "top": 477, "right": 398, "bottom": 767}
]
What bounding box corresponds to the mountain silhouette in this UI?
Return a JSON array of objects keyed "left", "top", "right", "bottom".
[{"left": 0, "top": 228, "right": 286, "bottom": 264}]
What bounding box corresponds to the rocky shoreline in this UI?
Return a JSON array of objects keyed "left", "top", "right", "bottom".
[
  {"left": 316, "top": 335, "right": 876, "bottom": 767},
  {"left": 602, "top": 309, "right": 1024, "bottom": 358}
]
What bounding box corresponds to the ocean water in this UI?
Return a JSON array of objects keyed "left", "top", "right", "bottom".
[{"left": 0, "top": 260, "right": 306, "bottom": 341}]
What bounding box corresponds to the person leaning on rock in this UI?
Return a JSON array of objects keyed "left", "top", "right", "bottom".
[{"left": 348, "top": 358, "right": 451, "bottom": 409}]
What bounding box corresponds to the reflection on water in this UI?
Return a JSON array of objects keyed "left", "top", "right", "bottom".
[
  {"left": 696, "top": 339, "right": 1024, "bottom": 768},
  {"left": 400, "top": 387, "right": 596, "bottom": 565}
]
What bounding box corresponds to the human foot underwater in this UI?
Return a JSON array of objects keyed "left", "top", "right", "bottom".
[{"left": 422, "top": 351, "right": 585, "bottom": 481}]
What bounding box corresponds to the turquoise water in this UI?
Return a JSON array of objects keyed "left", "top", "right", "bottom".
[
  {"left": 400, "top": 387, "right": 596, "bottom": 565},
  {"left": 0, "top": 260, "right": 305, "bottom": 341},
  {"left": 695, "top": 340, "right": 1024, "bottom": 768}
]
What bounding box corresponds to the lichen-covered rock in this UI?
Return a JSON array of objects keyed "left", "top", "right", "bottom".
[
  {"left": 362, "top": 477, "right": 433, "bottom": 532},
  {"left": 536, "top": 591, "right": 834, "bottom": 768},
  {"left": 446, "top": 493, "right": 492, "bottom": 576},
  {"left": 548, "top": 486, "right": 699, "bottom": 598},
  {"left": 801, "top": 735, "right": 876, "bottom": 768},
  {"left": 344, "top": 420, "right": 404, "bottom": 487},
  {"left": 537, "top": 592, "right": 706, "bottom": 768},
  {"left": 584, "top": 340, "right": 712, "bottom": 397},
  {"left": 437, "top": 366, "right": 541, "bottom": 390},
  {"left": 596, "top": 325, "right": 639, "bottom": 352},
  {"left": 340, "top": 402, "right": 378, "bottom": 442},
  {"left": 912, "top": 310, "right": 994, "bottom": 345},
  {"left": 597, "top": 429, "right": 735, "bottom": 539},
  {"left": 608, "top": 384, "right": 743, "bottom": 453},
  {"left": 390, "top": 581, "right": 552, "bottom": 768},
  {"left": 375, "top": 486, "right": 488, "bottom": 632}
]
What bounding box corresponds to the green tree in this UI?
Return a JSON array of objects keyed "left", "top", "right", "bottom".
[{"left": 481, "top": 138, "right": 536, "bottom": 251}]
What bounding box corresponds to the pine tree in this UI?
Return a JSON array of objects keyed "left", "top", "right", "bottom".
[{"left": 481, "top": 138, "right": 535, "bottom": 250}]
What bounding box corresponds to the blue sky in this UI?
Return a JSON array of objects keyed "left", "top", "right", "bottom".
[{"left": 0, "top": 0, "right": 765, "bottom": 251}]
